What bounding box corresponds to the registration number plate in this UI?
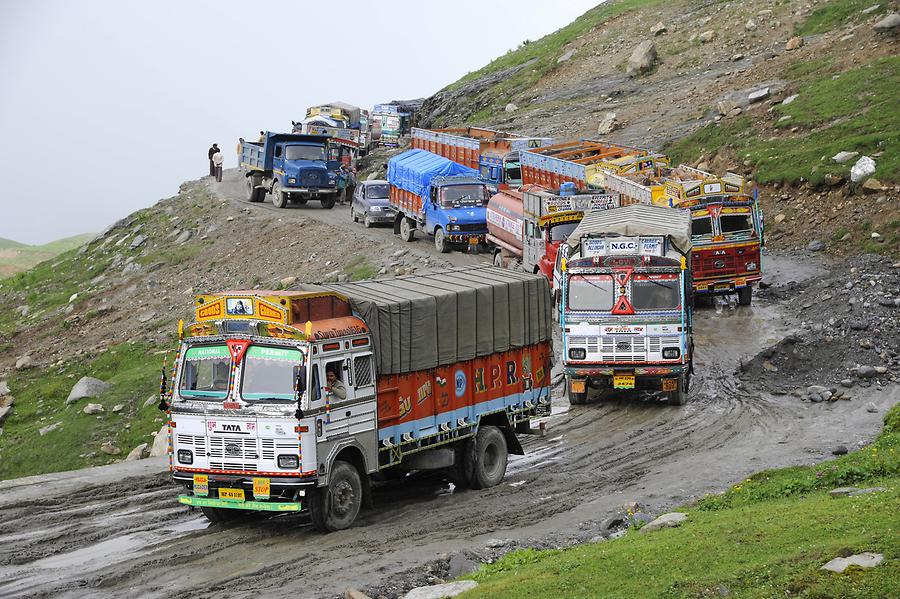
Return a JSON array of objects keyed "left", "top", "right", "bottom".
[
  {"left": 468, "top": 237, "right": 479, "bottom": 245},
  {"left": 253, "top": 478, "right": 270, "bottom": 500},
  {"left": 613, "top": 375, "right": 635, "bottom": 389},
  {"left": 218, "top": 488, "right": 245, "bottom": 501},
  {"left": 716, "top": 283, "right": 731, "bottom": 290},
  {"left": 193, "top": 474, "right": 208, "bottom": 497},
  {"left": 662, "top": 379, "right": 678, "bottom": 392}
]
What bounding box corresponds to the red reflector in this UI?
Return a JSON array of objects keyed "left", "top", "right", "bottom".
[
  {"left": 223, "top": 401, "right": 240, "bottom": 410},
  {"left": 169, "top": 421, "right": 176, "bottom": 428},
  {"left": 295, "top": 426, "right": 309, "bottom": 433}
]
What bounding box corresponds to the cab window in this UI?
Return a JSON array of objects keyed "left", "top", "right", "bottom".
[
  {"left": 180, "top": 345, "right": 230, "bottom": 400},
  {"left": 692, "top": 216, "right": 713, "bottom": 237}
]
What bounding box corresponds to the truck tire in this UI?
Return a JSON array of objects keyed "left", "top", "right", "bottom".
[
  {"left": 446, "top": 438, "right": 474, "bottom": 489},
  {"left": 493, "top": 251, "right": 503, "bottom": 268},
  {"left": 434, "top": 228, "right": 450, "bottom": 253},
  {"left": 308, "top": 460, "right": 362, "bottom": 532},
  {"left": 200, "top": 506, "right": 242, "bottom": 524},
  {"left": 666, "top": 376, "right": 688, "bottom": 406},
  {"left": 399, "top": 217, "right": 415, "bottom": 242},
  {"left": 272, "top": 182, "right": 287, "bottom": 209},
  {"left": 321, "top": 195, "right": 336, "bottom": 210},
  {"left": 737, "top": 286, "right": 752, "bottom": 306},
  {"left": 467, "top": 426, "right": 508, "bottom": 490},
  {"left": 246, "top": 179, "right": 263, "bottom": 203},
  {"left": 567, "top": 383, "right": 588, "bottom": 405}
]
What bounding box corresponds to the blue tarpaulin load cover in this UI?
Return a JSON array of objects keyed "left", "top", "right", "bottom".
[{"left": 387, "top": 149, "right": 479, "bottom": 198}]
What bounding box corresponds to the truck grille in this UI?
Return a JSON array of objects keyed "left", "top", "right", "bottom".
[
  {"left": 569, "top": 336, "right": 664, "bottom": 362},
  {"left": 208, "top": 436, "right": 258, "bottom": 471},
  {"left": 261, "top": 438, "right": 300, "bottom": 460},
  {"left": 300, "top": 170, "right": 325, "bottom": 187},
  {"left": 456, "top": 223, "right": 486, "bottom": 233},
  {"left": 176, "top": 434, "right": 206, "bottom": 454}
]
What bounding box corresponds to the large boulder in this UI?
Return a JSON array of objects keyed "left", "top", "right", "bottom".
[
  {"left": 15, "top": 356, "right": 34, "bottom": 370},
  {"left": 150, "top": 424, "right": 169, "bottom": 457},
  {"left": 0, "top": 381, "right": 9, "bottom": 396},
  {"left": 626, "top": 40, "right": 657, "bottom": 77},
  {"left": 640, "top": 512, "right": 688, "bottom": 532},
  {"left": 873, "top": 13, "right": 900, "bottom": 32},
  {"left": 403, "top": 581, "right": 478, "bottom": 599},
  {"left": 597, "top": 112, "right": 618, "bottom": 135},
  {"left": 125, "top": 442, "right": 149, "bottom": 461},
  {"left": 66, "top": 377, "right": 110, "bottom": 405}
]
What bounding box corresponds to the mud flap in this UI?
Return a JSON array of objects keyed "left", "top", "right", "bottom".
[
  {"left": 361, "top": 472, "right": 374, "bottom": 510},
  {"left": 500, "top": 425, "right": 524, "bottom": 456}
]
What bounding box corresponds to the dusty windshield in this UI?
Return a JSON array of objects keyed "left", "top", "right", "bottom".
[
  {"left": 549, "top": 222, "right": 579, "bottom": 242},
  {"left": 366, "top": 184, "right": 389, "bottom": 199},
  {"left": 631, "top": 277, "right": 680, "bottom": 310},
  {"left": 505, "top": 161, "right": 522, "bottom": 185},
  {"left": 719, "top": 213, "right": 753, "bottom": 235},
  {"left": 441, "top": 185, "right": 487, "bottom": 208},
  {"left": 285, "top": 144, "right": 325, "bottom": 161},
  {"left": 241, "top": 346, "right": 305, "bottom": 401},
  {"left": 691, "top": 215, "right": 713, "bottom": 237},
  {"left": 180, "top": 345, "right": 231, "bottom": 400},
  {"left": 567, "top": 275, "right": 614, "bottom": 311}
]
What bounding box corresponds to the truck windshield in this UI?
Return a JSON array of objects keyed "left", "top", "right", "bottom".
[
  {"left": 180, "top": 345, "right": 230, "bottom": 400},
  {"left": 691, "top": 215, "right": 713, "bottom": 237},
  {"left": 631, "top": 277, "right": 680, "bottom": 310},
  {"left": 720, "top": 213, "right": 753, "bottom": 234},
  {"left": 366, "top": 184, "right": 389, "bottom": 199},
  {"left": 548, "top": 222, "right": 579, "bottom": 242},
  {"left": 567, "top": 275, "right": 614, "bottom": 311},
  {"left": 441, "top": 185, "right": 488, "bottom": 208},
  {"left": 505, "top": 161, "right": 522, "bottom": 185},
  {"left": 241, "top": 346, "right": 305, "bottom": 401},
  {"left": 285, "top": 145, "right": 325, "bottom": 161}
]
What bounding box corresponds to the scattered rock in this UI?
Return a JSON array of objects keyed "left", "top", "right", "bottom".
[
  {"left": 345, "top": 589, "right": 373, "bottom": 599},
  {"left": 856, "top": 365, "right": 877, "bottom": 378},
  {"left": 0, "top": 381, "right": 9, "bottom": 396},
  {"left": 504, "top": 103, "right": 518, "bottom": 113},
  {"left": 821, "top": 552, "right": 884, "bottom": 573},
  {"left": 782, "top": 94, "right": 798, "bottom": 105},
  {"left": 832, "top": 151, "right": 859, "bottom": 164},
  {"left": 175, "top": 229, "right": 193, "bottom": 244},
  {"left": 137, "top": 310, "right": 157, "bottom": 324},
  {"left": 831, "top": 445, "right": 848, "bottom": 456},
  {"left": 773, "top": 213, "right": 786, "bottom": 224},
  {"left": 0, "top": 405, "right": 11, "bottom": 425},
  {"left": 597, "top": 112, "right": 618, "bottom": 135},
  {"left": 280, "top": 276, "right": 297, "bottom": 287},
  {"left": 447, "top": 552, "right": 479, "bottom": 578},
  {"left": 83, "top": 403, "right": 105, "bottom": 415},
  {"left": 129, "top": 234, "right": 147, "bottom": 249},
  {"left": 143, "top": 395, "right": 158, "bottom": 408},
  {"left": 745, "top": 18, "right": 757, "bottom": 31},
  {"left": 698, "top": 30, "right": 716, "bottom": 43},
  {"left": 861, "top": 178, "right": 887, "bottom": 193},
  {"left": 626, "top": 40, "right": 657, "bottom": 76},
  {"left": 66, "top": 377, "right": 110, "bottom": 405},
  {"left": 870, "top": 232, "right": 882, "bottom": 241},
  {"left": 785, "top": 36, "right": 804, "bottom": 50},
  {"left": 650, "top": 21, "right": 667, "bottom": 36},
  {"left": 69, "top": 293, "right": 78, "bottom": 303},
  {"left": 873, "top": 13, "right": 900, "bottom": 32},
  {"left": 806, "top": 240, "right": 825, "bottom": 252},
  {"left": 149, "top": 424, "right": 169, "bottom": 456},
  {"left": 823, "top": 173, "right": 844, "bottom": 187},
  {"left": 112, "top": 404, "right": 124, "bottom": 413},
  {"left": 556, "top": 48, "right": 575, "bottom": 63},
  {"left": 100, "top": 441, "right": 121, "bottom": 455},
  {"left": 748, "top": 87, "right": 770, "bottom": 103},
  {"left": 717, "top": 100, "right": 740, "bottom": 116},
  {"left": 850, "top": 156, "right": 876, "bottom": 182},
  {"left": 485, "top": 538, "right": 506, "bottom": 548},
  {"left": 762, "top": 360, "right": 778, "bottom": 372},
  {"left": 403, "top": 581, "right": 478, "bottom": 599},
  {"left": 15, "top": 356, "right": 34, "bottom": 370},
  {"left": 865, "top": 402, "right": 878, "bottom": 413},
  {"left": 39, "top": 421, "right": 63, "bottom": 436},
  {"left": 641, "top": 512, "right": 687, "bottom": 532},
  {"left": 125, "top": 442, "right": 149, "bottom": 461}
]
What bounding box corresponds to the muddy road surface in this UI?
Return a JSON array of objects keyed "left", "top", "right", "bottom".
[{"left": 1, "top": 182, "right": 897, "bottom": 598}]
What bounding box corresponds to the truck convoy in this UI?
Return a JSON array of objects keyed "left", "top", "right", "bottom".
[
  {"left": 163, "top": 267, "right": 553, "bottom": 531},
  {"left": 241, "top": 132, "right": 339, "bottom": 209},
  {"left": 559, "top": 204, "right": 693, "bottom": 405},
  {"left": 601, "top": 165, "right": 763, "bottom": 305},
  {"left": 411, "top": 127, "right": 554, "bottom": 188},
  {"left": 388, "top": 149, "right": 491, "bottom": 253},
  {"left": 487, "top": 183, "right": 619, "bottom": 287}
]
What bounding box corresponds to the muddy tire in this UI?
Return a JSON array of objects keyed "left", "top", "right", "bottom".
[
  {"left": 737, "top": 286, "right": 752, "bottom": 306},
  {"left": 321, "top": 195, "right": 336, "bottom": 210},
  {"left": 272, "top": 181, "right": 287, "bottom": 209},
  {"left": 434, "top": 228, "right": 450, "bottom": 253},
  {"left": 363, "top": 213, "right": 374, "bottom": 228},
  {"left": 667, "top": 376, "right": 688, "bottom": 406},
  {"left": 399, "top": 217, "right": 415, "bottom": 242},
  {"left": 568, "top": 383, "right": 588, "bottom": 405},
  {"left": 308, "top": 460, "right": 362, "bottom": 533},
  {"left": 446, "top": 438, "right": 474, "bottom": 488},
  {"left": 467, "top": 426, "right": 508, "bottom": 490},
  {"left": 200, "top": 506, "right": 242, "bottom": 524},
  {"left": 246, "top": 178, "right": 263, "bottom": 203},
  {"left": 351, "top": 208, "right": 359, "bottom": 223}
]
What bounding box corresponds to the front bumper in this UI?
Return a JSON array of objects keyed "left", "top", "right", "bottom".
[
  {"left": 179, "top": 495, "right": 302, "bottom": 512},
  {"left": 564, "top": 364, "right": 688, "bottom": 377},
  {"left": 283, "top": 187, "right": 338, "bottom": 195},
  {"left": 446, "top": 232, "right": 486, "bottom": 243},
  {"left": 366, "top": 211, "right": 395, "bottom": 222}
]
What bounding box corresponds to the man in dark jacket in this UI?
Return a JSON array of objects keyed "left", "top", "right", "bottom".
[{"left": 208, "top": 144, "right": 218, "bottom": 176}]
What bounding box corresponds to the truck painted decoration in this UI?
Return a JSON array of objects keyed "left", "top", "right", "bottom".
[
  {"left": 411, "top": 127, "right": 553, "bottom": 188},
  {"left": 163, "top": 267, "right": 552, "bottom": 531},
  {"left": 559, "top": 204, "right": 694, "bottom": 406},
  {"left": 373, "top": 103, "right": 413, "bottom": 147},
  {"left": 520, "top": 139, "right": 668, "bottom": 191},
  {"left": 387, "top": 149, "right": 491, "bottom": 254},
  {"left": 602, "top": 164, "right": 763, "bottom": 305},
  {"left": 486, "top": 184, "right": 620, "bottom": 293},
  {"left": 241, "top": 132, "right": 338, "bottom": 209}
]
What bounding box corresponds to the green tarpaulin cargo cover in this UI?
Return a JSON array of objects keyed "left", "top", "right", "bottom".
[{"left": 323, "top": 266, "right": 551, "bottom": 375}]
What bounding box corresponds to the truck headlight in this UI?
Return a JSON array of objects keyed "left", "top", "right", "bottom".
[
  {"left": 662, "top": 348, "right": 680, "bottom": 359},
  {"left": 745, "top": 261, "right": 758, "bottom": 271},
  {"left": 568, "top": 348, "right": 586, "bottom": 360},
  {"left": 278, "top": 454, "right": 299, "bottom": 469},
  {"left": 449, "top": 224, "right": 459, "bottom": 231},
  {"left": 177, "top": 449, "right": 193, "bottom": 465},
  {"left": 288, "top": 178, "right": 296, "bottom": 184}
]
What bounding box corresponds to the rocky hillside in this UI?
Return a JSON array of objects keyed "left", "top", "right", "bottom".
[
  {"left": 423, "top": 0, "right": 899, "bottom": 257},
  {"left": 0, "top": 234, "right": 94, "bottom": 278}
]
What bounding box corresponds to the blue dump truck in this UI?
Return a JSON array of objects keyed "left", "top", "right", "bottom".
[
  {"left": 241, "top": 132, "right": 338, "bottom": 209},
  {"left": 387, "top": 149, "right": 490, "bottom": 253}
]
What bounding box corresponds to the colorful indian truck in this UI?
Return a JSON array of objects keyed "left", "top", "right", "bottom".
[
  {"left": 388, "top": 149, "right": 491, "bottom": 253},
  {"left": 559, "top": 204, "right": 694, "bottom": 405},
  {"left": 520, "top": 140, "right": 668, "bottom": 191},
  {"left": 162, "top": 267, "right": 552, "bottom": 531},
  {"left": 487, "top": 183, "right": 619, "bottom": 290},
  {"left": 372, "top": 104, "right": 406, "bottom": 147},
  {"left": 600, "top": 165, "right": 763, "bottom": 305},
  {"left": 241, "top": 132, "right": 339, "bottom": 209},
  {"left": 411, "top": 127, "right": 553, "bottom": 188}
]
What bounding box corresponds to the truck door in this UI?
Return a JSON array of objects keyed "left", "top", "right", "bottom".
[
  {"left": 523, "top": 220, "right": 545, "bottom": 273},
  {"left": 272, "top": 143, "right": 284, "bottom": 177}
]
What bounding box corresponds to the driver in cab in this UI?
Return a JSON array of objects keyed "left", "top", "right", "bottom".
[{"left": 325, "top": 367, "right": 347, "bottom": 400}]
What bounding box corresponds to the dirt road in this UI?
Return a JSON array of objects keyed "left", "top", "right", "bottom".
[{"left": 1, "top": 174, "right": 896, "bottom": 598}]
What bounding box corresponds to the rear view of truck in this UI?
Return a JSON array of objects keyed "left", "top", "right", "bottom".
[{"left": 520, "top": 140, "right": 666, "bottom": 191}]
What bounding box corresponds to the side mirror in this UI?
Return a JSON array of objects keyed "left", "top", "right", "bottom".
[{"left": 295, "top": 365, "right": 307, "bottom": 395}]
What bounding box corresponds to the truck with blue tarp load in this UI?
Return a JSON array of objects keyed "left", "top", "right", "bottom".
[
  {"left": 387, "top": 149, "right": 491, "bottom": 253},
  {"left": 241, "top": 132, "right": 338, "bottom": 209}
]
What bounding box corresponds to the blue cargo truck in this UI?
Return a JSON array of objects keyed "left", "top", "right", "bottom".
[
  {"left": 241, "top": 132, "right": 338, "bottom": 209},
  {"left": 387, "top": 149, "right": 490, "bottom": 253}
]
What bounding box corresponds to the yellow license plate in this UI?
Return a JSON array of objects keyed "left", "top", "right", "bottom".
[
  {"left": 253, "top": 478, "right": 271, "bottom": 500},
  {"left": 570, "top": 379, "right": 586, "bottom": 393},
  {"left": 193, "top": 474, "right": 209, "bottom": 497},
  {"left": 696, "top": 283, "right": 708, "bottom": 291},
  {"left": 218, "top": 487, "right": 245, "bottom": 501},
  {"left": 716, "top": 283, "right": 731, "bottom": 290},
  {"left": 613, "top": 375, "right": 635, "bottom": 389},
  {"left": 661, "top": 379, "right": 678, "bottom": 392}
]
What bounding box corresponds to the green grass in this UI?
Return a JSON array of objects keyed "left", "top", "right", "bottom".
[
  {"left": 796, "top": 0, "right": 888, "bottom": 35},
  {"left": 0, "top": 341, "right": 167, "bottom": 480},
  {"left": 0, "top": 233, "right": 95, "bottom": 278},
  {"left": 666, "top": 56, "right": 900, "bottom": 186},
  {"left": 343, "top": 254, "right": 379, "bottom": 281},
  {"left": 459, "top": 405, "right": 900, "bottom": 598}
]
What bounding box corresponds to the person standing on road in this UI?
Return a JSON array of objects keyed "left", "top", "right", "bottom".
[
  {"left": 346, "top": 166, "right": 358, "bottom": 203},
  {"left": 337, "top": 163, "right": 349, "bottom": 205},
  {"left": 212, "top": 146, "right": 224, "bottom": 182},
  {"left": 236, "top": 138, "right": 244, "bottom": 170},
  {"left": 208, "top": 143, "right": 218, "bottom": 177}
]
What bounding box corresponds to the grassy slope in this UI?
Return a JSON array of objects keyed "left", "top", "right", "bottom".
[
  {"left": 0, "top": 238, "right": 29, "bottom": 250},
  {"left": 461, "top": 405, "right": 900, "bottom": 598},
  {"left": 0, "top": 233, "right": 96, "bottom": 278}
]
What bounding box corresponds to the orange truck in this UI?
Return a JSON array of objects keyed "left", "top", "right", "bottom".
[
  {"left": 600, "top": 165, "right": 763, "bottom": 305},
  {"left": 411, "top": 127, "right": 554, "bottom": 188}
]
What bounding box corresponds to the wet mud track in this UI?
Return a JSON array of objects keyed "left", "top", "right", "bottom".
[{"left": 1, "top": 213, "right": 897, "bottom": 598}]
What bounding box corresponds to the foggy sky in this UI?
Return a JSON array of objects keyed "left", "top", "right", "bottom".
[{"left": 0, "top": 0, "right": 599, "bottom": 244}]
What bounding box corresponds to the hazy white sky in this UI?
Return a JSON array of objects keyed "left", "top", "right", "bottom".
[{"left": 1, "top": 0, "right": 600, "bottom": 244}]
